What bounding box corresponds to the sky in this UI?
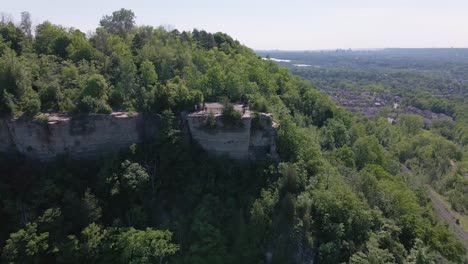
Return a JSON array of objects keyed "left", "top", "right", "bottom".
[{"left": 2, "top": 0, "right": 468, "bottom": 50}]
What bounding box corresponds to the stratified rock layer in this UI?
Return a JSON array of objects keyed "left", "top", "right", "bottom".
[
  {"left": 186, "top": 111, "right": 278, "bottom": 160},
  {"left": 0, "top": 112, "right": 158, "bottom": 160},
  {"left": 0, "top": 110, "right": 278, "bottom": 161}
]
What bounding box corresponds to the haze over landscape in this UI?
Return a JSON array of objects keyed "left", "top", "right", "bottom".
[{"left": 2, "top": 0, "right": 468, "bottom": 50}]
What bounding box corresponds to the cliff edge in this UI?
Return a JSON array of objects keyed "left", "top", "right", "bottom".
[
  {"left": 0, "top": 106, "right": 278, "bottom": 161},
  {"left": 0, "top": 112, "right": 158, "bottom": 160},
  {"left": 186, "top": 103, "right": 279, "bottom": 160}
]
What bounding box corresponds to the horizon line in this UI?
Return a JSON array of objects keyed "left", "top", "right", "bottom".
[{"left": 254, "top": 47, "right": 468, "bottom": 52}]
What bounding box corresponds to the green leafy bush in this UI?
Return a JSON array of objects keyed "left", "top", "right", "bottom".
[
  {"left": 220, "top": 102, "right": 242, "bottom": 127},
  {"left": 251, "top": 112, "right": 261, "bottom": 130},
  {"left": 204, "top": 112, "right": 217, "bottom": 129}
]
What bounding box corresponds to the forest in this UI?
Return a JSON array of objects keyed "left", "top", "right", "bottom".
[
  {"left": 0, "top": 9, "right": 467, "bottom": 263},
  {"left": 258, "top": 49, "right": 468, "bottom": 230}
]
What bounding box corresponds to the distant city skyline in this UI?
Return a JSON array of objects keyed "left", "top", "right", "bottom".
[{"left": 2, "top": 0, "right": 468, "bottom": 50}]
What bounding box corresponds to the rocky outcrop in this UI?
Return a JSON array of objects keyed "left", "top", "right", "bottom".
[
  {"left": 186, "top": 114, "right": 252, "bottom": 159},
  {"left": 0, "top": 109, "right": 278, "bottom": 161},
  {"left": 249, "top": 113, "right": 279, "bottom": 160},
  {"left": 0, "top": 112, "right": 159, "bottom": 160},
  {"left": 186, "top": 111, "right": 278, "bottom": 160}
]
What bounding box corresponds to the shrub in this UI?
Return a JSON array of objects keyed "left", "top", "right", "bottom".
[
  {"left": 221, "top": 102, "right": 242, "bottom": 127},
  {"left": 75, "top": 96, "right": 111, "bottom": 114},
  {"left": 74, "top": 74, "right": 112, "bottom": 114},
  {"left": 204, "top": 112, "right": 217, "bottom": 129},
  {"left": 76, "top": 96, "right": 100, "bottom": 113},
  {"left": 251, "top": 112, "right": 261, "bottom": 130},
  {"left": 21, "top": 90, "right": 41, "bottom": 116},
  {"left": 249, "top": 96, "right": 268, "bottom": 112},
  {"left": 34, "top": 114, "right": 49, "bottom": 123}
]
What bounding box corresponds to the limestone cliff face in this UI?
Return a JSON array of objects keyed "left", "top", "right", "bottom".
[
  {"left": 249, "top": 113, "right": 279, "bottom": 160},
  {"left": 186, "top": 114, "right": 252, "bottom": 159},
  {"left": 0, "top": 112, "right": 158, "bottom": 160},
  {"left": 0, "top": 111, "right": 277, "bottom": 161},
  {"left": 186, "top": 112, "right": 278, "bottom": 160}
]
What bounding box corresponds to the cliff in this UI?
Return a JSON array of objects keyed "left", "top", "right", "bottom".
[
  {"left": 186, "top": 113, "right": 252, "bottom": 159},
  {"left": 0, "top": 112, "right": 158, "bottom": 160},
  {"left": 186, "top": 105, "right": 278, "bottom": 160},
  {"left": 0, "top": 108, "right": 278, "bottom": 161},
  {"left": 249, "top": 113, "right": 279, "bottom": 160}
]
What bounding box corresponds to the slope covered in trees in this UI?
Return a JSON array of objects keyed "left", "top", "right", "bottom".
[
  {"left": 258, "top": 50, "right": 468, "bottom": 227},
  {"left": 0, "top": 9, "right": 466, "bottom": 263}
]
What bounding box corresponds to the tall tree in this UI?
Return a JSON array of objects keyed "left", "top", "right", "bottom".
[
  {"left": 99, "top": 9, "right": 136, "bottom": 38},
  {"left": 66, "top": 30, "right": 94, "bottom": 62},
  {"left": 0, "top": 22, "right": 25, "bottom": 54},
  {"left": 116, "top": 228, "right": 179, "bottom": 264},
  {"left": 34, "top": 21, "right": 70, "bottom": 57},
  {"left": 20, "top": 11, "right": 32, "bottom": 43},
  {"left": 2, "top": 223, "right": 50, "bottom": 263}
]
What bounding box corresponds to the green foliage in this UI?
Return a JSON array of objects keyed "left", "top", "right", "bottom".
[
  {"left": 430, "top": 118, "right": 456, "bottom": 140},
  {"left": 405, "top": 239, "right": 451, "bottom": 264},
  {"left": 312, "top": 182, "right": 374, "bottom": 263},
  {"left": 250, "top": 111, "right": 261, "bottom": 129},
  {"left": 106, "top": 160, "right": 149, "bottom": 196},
  {"left": 99, "top": 8, "right": 136, "bottom": 38},
  {"left": 116, "top": 228, "right": 179, "bottom": 264},
  {"left": 2, "top": 223, "right": 50, "bottom": 263},
  {"left": 140, "top": 59, "right": 158, "bottom": 87},
  {"left": 82, "top": 74, "right": 108, "bottom": 99},
  {"left": 187, "top": 195, "right": 228, "bottom": 263},
  {"left": 302, "top": 89, "right": 335, "bottom": 127},
  {"left": 81, "top": 189, "right": 102, "bottom": 224},
  {"left": 39, "top": 82, "right": 63, "bottom": 111},
  {"left": 0, "top": 49, "right": 39, "bottom": 116},
  {"left": 78, "top": 223, "right": 108, "bottom": 262},
  {"left": 0, "top": 21, "right": 26, "bottom": 54},
  {"left": 204, "top": 111, "right": 217, "bottom": 129},
  {"left": 399, "top": 114, "right": 424, "bottom": 135},
  {"left": 436, "top": 172, "right": 468, "bottom": 214},
  {"left": 248, "top": 95, "right": 269, "bottom": 112},
  {"left": 76, "top": 95, "right": 111, "bottom": 114},
  {"left": 349, "top": 233, "right": 396, "bottom": 264},
  {"left": 76, "top": 74, "right": 111, "bottom": 113},
  {"left": 220, "top": 102, "right": 242, "bottom": 127},
  {"left": 276, "top": 116, "right": 303, "bottom": 161},
  {"left": 34, "top": 21, "right": 70, "bottom": 57},
  {"left": 21, "top": 89, "right": 41, "bottom": 116},
  {"left": 2, "top": 208, "right": 62, "bottom": 263},
  {"left": 353, "top": 136, "right": 385, "bottom": 169},
  {"left": 337, "top": 145, "right": 355, "bottom": 168},
  {"left": 320, "top": 118, "right": 350, "bottom": 149},
  {"left": 66, "top": 30, "right": 94, "bottom": 62}
]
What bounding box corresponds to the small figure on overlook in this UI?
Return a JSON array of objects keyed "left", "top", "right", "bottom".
[{"left": 242, "top": 103, "right": 247, "bottom": 115}]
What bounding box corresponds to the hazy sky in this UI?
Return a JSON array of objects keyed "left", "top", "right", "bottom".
[{"left": 2, "top": 0, "right": 468, "bottom": 50}]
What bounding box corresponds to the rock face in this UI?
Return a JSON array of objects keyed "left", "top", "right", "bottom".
[
  {"left": 0, "top": 112, "right": 158, "bottom": 160},
  {"left": 186, "top": 110, "right": 278, "bottom": 160},
  {"left": 249, "top": 113, "right": 279, "bottom": 160},
  {"left": 186, "top": 114, "right": 252, "bottom": 159},
  {"left": 0, "top": 108, "right": 278, "bottom": 161}
]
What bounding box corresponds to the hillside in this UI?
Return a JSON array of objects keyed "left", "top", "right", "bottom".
[
  {"left": 258, "top": 49, "right": 468, "bottom": 240},
  {"left": 0, "top": 9, "right": 466, "bottom": 263}
]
